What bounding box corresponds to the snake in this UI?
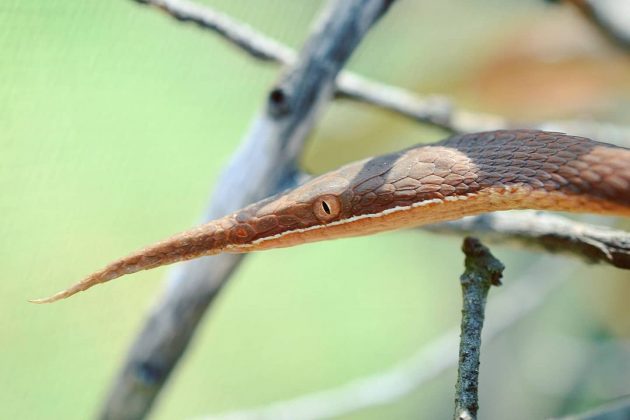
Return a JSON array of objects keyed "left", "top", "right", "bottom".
[{"left": 32, "top": 129, "right": 630, "bottom": 303}]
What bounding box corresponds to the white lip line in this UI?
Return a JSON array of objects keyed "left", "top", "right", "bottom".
[{"left": 225, "top": 193, "right": 473, "bottom": 251}]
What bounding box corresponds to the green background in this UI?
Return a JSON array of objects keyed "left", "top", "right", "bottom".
[{"left": 2, "top": 1, "right": 629, "bottom": 419}]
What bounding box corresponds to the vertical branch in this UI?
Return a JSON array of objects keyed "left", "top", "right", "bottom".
[
  {"left": 454, "top": 238, "right": 504, "bottom": 420},
  {"left": 197, "top": 258, "right": 565, "bottom": 420},
  {"left": 99, "top": 1, "right": 397, "bottom": 419}
]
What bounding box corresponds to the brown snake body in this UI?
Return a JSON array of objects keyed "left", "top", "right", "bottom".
[{"left": 33, "top": 130, "right": 630, "bottom": 303}]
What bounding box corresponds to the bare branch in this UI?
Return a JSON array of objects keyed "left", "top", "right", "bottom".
[
  {"left": 453, "top": 238, "right": 504, "bottom": 420},
  {"left": 335, "top": 75, "right": 500, "bottom": 132},
  {"left": 198, "top": 258, "right": 568, "bottom": 420},
  {"left": 562, "top": 0, "right": 630, "bottom": 51},
  {"left": 134, "top": 0, "right": 459, "bottom": 130},
  {"left": 135, "top": 0, "right": 294, "bottom": 62},
  {"left": 426, "top": 211, "right": 630, "bottom": 270},
  {"left": 133, "top": 0, "right": 630, "bottom": 146},
  {"left": 100, "top": 1, "right": 396, "bottom": 418}
]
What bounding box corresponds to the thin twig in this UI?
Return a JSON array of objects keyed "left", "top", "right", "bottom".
[
  {"left": 197, "top": 258, "right": 567, "bottom": 420},
  {"left": 133, "top": 0, "right": 456, "bottom": 130},
  {"left": 100, "top": 1, "right": 396, "bottom": 418},
  {"left": 453, "top": 238, "right": 504, "bottom": 420},
  {"left": 134, "top": 0, "right": 630, "bottom": 145},
  {"left": 136, "top": 0, "right": 294, "bottom": 62},
  {"left": 427, "top": 211, "right": 630, "bottom": 270}
]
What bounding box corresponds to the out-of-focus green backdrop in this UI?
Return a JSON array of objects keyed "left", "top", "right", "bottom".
[{"left": 2, "top": 1, "right": 630, "bottom": 419}]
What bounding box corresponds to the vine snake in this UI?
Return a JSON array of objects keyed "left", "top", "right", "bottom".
[{"left": 32, "top": 130, "right": 630, "bottom": 303}]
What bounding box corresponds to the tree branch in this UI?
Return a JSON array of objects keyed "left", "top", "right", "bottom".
[
  {"left": 100, "top": 1, "right": 396, "bottom": 418},
  {"left": 136, "top": 0, "right": 294, "bottom": 62},
  {"left": 426, "top": 211, "right": 630, "bottom": 270},
  {"left": 198, "top": 257, "right": 567, "bottom": 420},
  {"left": 453, "top": 238, "right": 504, "bottom": 420},
  {"left": 133, "top": 0, "right": 630, "bottom": 146},
  {"left": 562, "top": 0, "right": 630, "bottom": 51},
  {"left": 135, "top": 0, "right": 462, "bottom": 131}
]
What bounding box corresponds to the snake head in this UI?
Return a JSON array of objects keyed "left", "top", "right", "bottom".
[
  {"left": 29, "top": 171, "right": 358, "bottom": 304},
  {"left": 29, "top": 146, "right": 450, "bottom": 303},
  {"left": 227, "top": 174, "right": 356, "bottom": 251}
]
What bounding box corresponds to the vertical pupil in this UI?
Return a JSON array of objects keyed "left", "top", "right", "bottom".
[{"left": 321, "top": 200, "right": 331, "bottom": 214}]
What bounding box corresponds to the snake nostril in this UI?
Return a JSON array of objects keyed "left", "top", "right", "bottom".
[{"left": 229, "top": 223, "right": 255, "bottom": 243}]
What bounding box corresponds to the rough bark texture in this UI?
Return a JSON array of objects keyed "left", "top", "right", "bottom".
[{"left": 453, "top": 237, "right": 504, "bottom": 420}]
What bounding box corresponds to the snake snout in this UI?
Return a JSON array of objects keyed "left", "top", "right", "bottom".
[{"left": 30, "top": 217, "right": 241, "bottom": 303}]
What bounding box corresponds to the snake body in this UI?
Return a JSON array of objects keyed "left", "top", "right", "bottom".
[{"left": 33, "top": 130, "right": 630, "bottom": 303}]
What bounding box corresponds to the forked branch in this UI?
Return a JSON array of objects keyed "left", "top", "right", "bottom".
[{"left": 133, "top": 0, "right": 630, "bottom": 145}]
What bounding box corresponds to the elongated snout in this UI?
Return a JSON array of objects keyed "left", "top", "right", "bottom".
[{"left": 32, "top": 130, "right": 630, "bottom": 303}]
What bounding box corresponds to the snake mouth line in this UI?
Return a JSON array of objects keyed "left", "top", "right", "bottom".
[{"left": 238, "top": 195, "right": 476, "bottom": 251}]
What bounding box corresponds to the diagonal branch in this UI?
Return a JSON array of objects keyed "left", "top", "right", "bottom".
[
  {"left": 426, "top": 211, "right": 630, "bottom": 270},
  {"left": 100, "top": 1, "right": 397, "bottom": 418},
  {"left": 134, "top": 0, "right": 630, "bottom": 146},
  {"left": 136, "top": 0, "right": 295, "bottom": 62},
  {"left": 135, "top": 0, "right": 463, "bottom": 131}
]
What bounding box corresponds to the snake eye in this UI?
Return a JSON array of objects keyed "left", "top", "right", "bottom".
[{"left": 314, "top": 195, "right": 341, "bottom": 222}]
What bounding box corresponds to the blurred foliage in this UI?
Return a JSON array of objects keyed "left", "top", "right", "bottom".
[{"left": 1, "top": 1, "right": 629, "bottom": 419}]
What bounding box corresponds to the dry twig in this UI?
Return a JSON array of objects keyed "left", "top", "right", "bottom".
[
  {"left": 133, "top": 0, "right": 458, "bottom": 131},
  {"left": 453, "top": 238, "right": 504, "bottom": 420},
  {"left": 134, "top": 0, "right": 630, "bottom": 145}
]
